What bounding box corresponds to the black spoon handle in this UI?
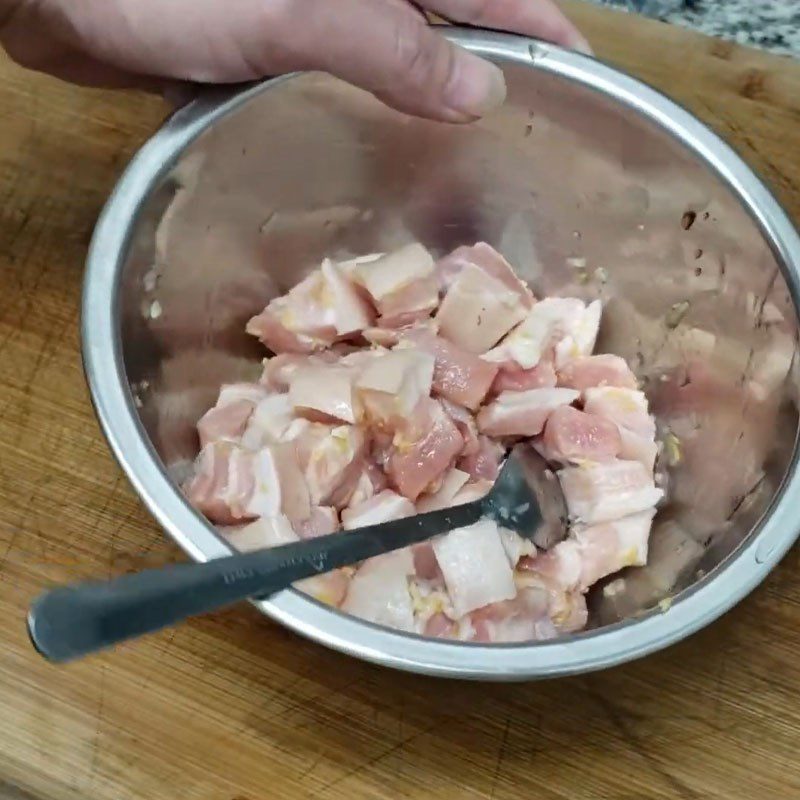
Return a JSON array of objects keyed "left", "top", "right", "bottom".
[{"left": 28, "top": 501, "right": 484, "bottom": 663}]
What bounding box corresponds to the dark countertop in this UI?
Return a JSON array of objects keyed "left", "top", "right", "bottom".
[{"left": 585, "top": 0, "right": 799, "bottom": 57}]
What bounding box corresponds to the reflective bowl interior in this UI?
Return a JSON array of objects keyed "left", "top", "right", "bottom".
[{"left": 116, "top": 51, "right": 799, "bottom": 639}]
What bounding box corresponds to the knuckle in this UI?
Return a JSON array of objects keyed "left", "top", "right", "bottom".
[
  {"left": 391, "top": 16, "right": 437, "bottom": 85},
  {"left": 461, "top": 0, "right": 494, "bottom": 25},
  {"left": 255, "top": 0, "right": 309, "bottom": 48}
]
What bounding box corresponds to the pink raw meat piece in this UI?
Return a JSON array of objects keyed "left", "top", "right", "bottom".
[
  {"left": 296, "top": 570, "right": 352, "bottom": 607},
  {"left": 490, "top": 360, "right": 557, "bottom": 394},
  {"left": 215, "top": 383, "right": 271, "bottom": 407},
  {"left": 197, "top": 382, "right": 270, "bottom": 448},
  {"left": 541, "top": 405, "right": 623, "bottom": 464},
  {"left": 617, "top": 426, "right": 659, "bottom": 472},
  {"left": 347, "top": 460, "right": 389, "bottom": 509},
  {"left": 440, "top": 399, "right": 481, "bottom": 457},
  {"left": 197, "top": 399, "right": 255, "bottom": 449},
  {"left": 469, "top": 587, "right": 556, "bottom": 643},
  {"left": 557, "top": 354, "right": 638, "bottom": 392},
  {"left": 450, "top": 479, "right": 493, "bottom": 506},
  {"left": 289, "top": 364, "right": 362, "bottom": 424},
  {"left": 320, "top": 257, "right": 375, "bottom": 336},
  {"left": 457, "top": 435, "right": 504, "bottom": 481},
  {"left": 245, "top": 443, "right": 311, "bottom": 523},
  {"left": 434, "top": 242, "right": 534, "bottom": 308},
  {"left": 240, "top": 394, "right": 296, "bottom": 450},
  {"left": 341, "top": 490, "right": 415, "bottom": 530},
  {"left": 352, "top": 243, "right": 438, "bottom": 325},
  {"left": 259, "top": 352, "right": 339, "bottom": 391},
  {"left": 246, "top": 309, "right": 325, "bottom": 354},
  {"left": 187, "top": 440, "right": 316, "bottom": 528},
  {"left": 288, "top": 422, "right": 335, "bottom": 470},
  {"left": 356, "top": 349, "right": 435, "bottom": 427},
  {"left": 553, "top": 300, "right": 602, "bottom": 368},
  {"left": 362, "top": 319, "right": 439, "bottom": 348},
  {"left": 412, "top": 542, "right": 443, "bottom": 581},
  {"left": 293, "top": 506, "right": 340, "bottom": 539},
  {"left": 223, "top": 514, "right": 298, "bottom": 551},
  {"left": 246, "top": 271, "right": 339, "bottom": 353},
  {"left": 513, "top": 571, "right": 589, "bottom": 635},
  {"left": 558, "top": 459, "right": 663, "bottom": 525},
  {"left": 477, "top": 388, "right": 580, "bottom": 437},
  {"left": 416, "top": 468, "right": 470, "bottom": 513},
  {"left": 498, "top": 528, "right": 536, "bottom": 567},
  {"left": 521, "top": 509, "right": 654, "bottom": 593},
  {"left": 248, "top": 257, "right": 377, "bottom": 354},
  {"left": 583, "top": 386, "right": 656, "bottom": 440},
  {"left": 484, "top": 298, "right": 601, "bottom": 370},
  {"left": 304, "top": 425, "right": 367, "bottom": 508},
  {"left": 432, "top": 519, "right": 517, "bottom": 617},
  {"left": 375, "top": 280, "right": 439, "bottom": 328},
  {"left": 342, "top": 550, "right": 417, "bottom": 631},
  {"left": 435, "top": 265, "right": 528, "bottom": 354},
  {"left": 571, "top": 511, "right": 653, "bottom": 589},
  {"left": 424, "top": 612, "right": 456, "bottom": 638},
  {"left": 184, "top": 441, "right": 255, "bottom": 525},
  {"left": 399, "top": 329, "right": 498, "bottom": 410},
  {"left": 387, "top": 398, "right": 464, "bottom": 501}
]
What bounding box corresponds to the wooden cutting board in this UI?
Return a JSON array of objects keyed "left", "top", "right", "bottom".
[{"left": 1, "top": 3, "right": 799, "bottom": 799}]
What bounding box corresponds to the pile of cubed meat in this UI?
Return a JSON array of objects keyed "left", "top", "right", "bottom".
[{"left": 184, "top": 242, "right": 662, "bottom": 642}]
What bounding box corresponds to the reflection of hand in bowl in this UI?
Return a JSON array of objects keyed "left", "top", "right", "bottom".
[{"left": 84, "top": 30, "right": 800, "bottom": 679}]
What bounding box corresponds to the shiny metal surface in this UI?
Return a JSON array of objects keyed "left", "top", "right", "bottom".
[{"left": 83, "top": 28, "right": 800, "bottom": 679}]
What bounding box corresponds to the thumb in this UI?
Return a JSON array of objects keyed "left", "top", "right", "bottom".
[{"left": 282, "top": 0, "right": 507, "bottom": 123}]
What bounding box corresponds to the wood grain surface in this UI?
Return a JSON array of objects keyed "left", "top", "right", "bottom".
[{"left": 1, "top": 3, "right": 800, "bottom": 798}]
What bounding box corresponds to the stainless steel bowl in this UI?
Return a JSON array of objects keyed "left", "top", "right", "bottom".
[{"left": 83, "top": 28, "right": 800, "bottom": 679}]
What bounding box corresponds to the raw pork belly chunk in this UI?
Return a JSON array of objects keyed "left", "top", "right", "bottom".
[{"left": 185, "top": 241, "right": 661, "bottom": 641}]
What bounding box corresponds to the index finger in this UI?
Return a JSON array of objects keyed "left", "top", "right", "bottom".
[{"left": 419, "top": 0, "right": 592, "bottom": 53}]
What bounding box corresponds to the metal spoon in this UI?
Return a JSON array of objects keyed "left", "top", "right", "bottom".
[{"left": 27, "top": 444, "right": 567, "bottom": 663}]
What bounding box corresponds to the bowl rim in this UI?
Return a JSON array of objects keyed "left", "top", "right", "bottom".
[{"left": 83, "top": 27, "right": 800, "bottom": 680}]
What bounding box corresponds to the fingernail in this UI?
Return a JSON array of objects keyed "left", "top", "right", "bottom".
[
  {"left": 572, "top": 35, "right": 594, "bottom": 56},
  {"left": 444, "top": 52, "right": 507, "bottom": 119}
]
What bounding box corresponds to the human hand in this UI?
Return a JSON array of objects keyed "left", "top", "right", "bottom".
[{"left": 1, "top": 0, "right": 590, "bottom": 122}]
